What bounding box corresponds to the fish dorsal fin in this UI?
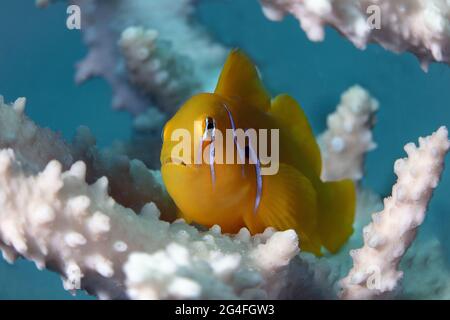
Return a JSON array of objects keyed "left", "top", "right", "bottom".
[
  {"left": 243, "top": 163, "right": 322, "bottom": 255},
  {"left": 269, "top": 94, "right": 322, "bottom": 176},
  {"left": 215, "top": 49, "right": 270, "bottom": 112}
]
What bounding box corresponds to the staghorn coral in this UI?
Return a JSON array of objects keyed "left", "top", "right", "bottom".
[
  {"left": 319, "top": 85, "right": 378, "bottom": 182},
  {"left": 340, "top": 127, "right": 450, "bottom": 299},
  {"left": 259, "top": 0, "right": 450, "bottom": 70}
]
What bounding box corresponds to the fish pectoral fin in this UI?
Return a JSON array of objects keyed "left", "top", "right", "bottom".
[
  {"left": 214, "top": 49, "right": 270, "bottom": 112},
  {"left": 270, "top": 94, "right": 322, "bottom": 176},
  {"left": 243, "top": 163, "right": 322, "bottom": 255}
]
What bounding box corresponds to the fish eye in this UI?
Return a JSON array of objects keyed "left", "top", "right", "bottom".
[{"left": 205, "top": 117, "right": 215, "bottom": 130}]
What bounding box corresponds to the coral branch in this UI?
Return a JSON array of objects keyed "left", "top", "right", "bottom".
[
  {"left": 118, "top": 26, "right": 204, "bottom": 114},
  {"left": 259, "top": 0, "right": 450, "bottom": 69},
  {"left": 1, "top": 89, "right": 448, "bottom": 300},
  {"left": 0, "top": 149, "right": 298, "bottom": 299},
  {"left": 70, "top": 127, "right": 176, "bottom": 219},
  {"left": 0, "top": 96, "right": 73, "bottom": 173},
  {"left": 319, "top": 85, "right": 378, "bottom": 182},
  {"left": 340, "top": 127, "right": 450, "bottom": 299},
  {"left": 42, "top": 0, "right": 226, "bottom": 114},
  {"left": 0, "top": 96, "right": 299, "bottom": 299},
  {"left": 0, "top": 96, "right": 173, "bottom": 217}
]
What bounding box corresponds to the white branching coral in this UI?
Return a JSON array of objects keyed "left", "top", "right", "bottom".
[
  {"left": 340, "top": 127, "right": 450, "bottom": 299},
  {"left": 0, "top": 96, "right": 73, "bottom": 172},
  {"left": 0, "top": 96, "right": 299, "bottom": 299},
  {"left": 118, "top": 26, "right": 206, "bottom": 114},
  {"left": 70, "top": 126, "right": 176, "bottom": 217},
  {"left": 1, "top": 88, "right": 448, "bottom": 300},
  {"left": 319, "top": 85, "right": 378, "bottom": 182},
  {"left": 0, "top": 96, "right": 173, "bottom": 218},
  {"left": 125, "top": 229, "right": 299, "bottom": 299},
  {"left": 0, "top": 148, "right": 299, "bottom": 299},
  {"left": 259, "top": 0, "right": 450, "bottom": 69},
  {"left": 47, "top": 0, "right": 226, "bottom": 114}
]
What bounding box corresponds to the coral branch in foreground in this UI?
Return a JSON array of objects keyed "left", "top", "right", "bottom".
[
  {"left": 0, "top": 96, "right": 173, "bottom": 217},
  {"left": 0, "top": 96, "right": 73, "bottom": 172},
  {"left": 319, "top": 85, "right": 378, "bottom": 182},
  {"left": 340, "top": 127, "right": 450, "bottom": 299},
  {"left": 259, "top": 0, "right": 450, "bottom": 69},
  {"left": 0, "top": 149, "right": 299, "bottom": 299}
]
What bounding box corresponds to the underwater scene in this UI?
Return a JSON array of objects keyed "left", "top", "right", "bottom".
[{"left": 0, "top": 0, "right": 449, "bottom": 301}]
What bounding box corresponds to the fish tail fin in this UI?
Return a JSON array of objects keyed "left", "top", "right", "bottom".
[{"left": 317, "top": 179, "right": 356, "bottom": 253}]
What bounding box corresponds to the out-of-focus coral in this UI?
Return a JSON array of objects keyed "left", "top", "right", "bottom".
[
  {"left": 340, "top": 127, "right": 450, "bottom": 299},
  {"left": 259, "top": 0, "right": 450, "bottom": 69},
  {"left": 118, "top": 26, "right": 202, "bottom": 114},
  {"left": 319, "top": 85, "right": 378, "bottom": 182},
  {"left": 44, "top": 0, "right": 226, "bottom": 115},
  {"left": 401, "top": 237, "right": 450, "bottom": 299},
  {"left": 132, "top": 106, "right": 168, "bottom": 134},
  {"left": 36, "top": 0, "right": 51, "bottom": 8},
  {"left": 69, "top": 0, "right": 148, "bottom": 114}
]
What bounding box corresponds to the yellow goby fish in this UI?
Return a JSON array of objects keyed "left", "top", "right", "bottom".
[{"left": 160, "top": 50, "right": 356, "bottom": 255}]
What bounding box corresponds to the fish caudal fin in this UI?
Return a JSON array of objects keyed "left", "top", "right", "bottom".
[
  {"left": 215, "top": 49, "right": 271, "bottom": 112},
  {"left": 317, "top": 179, "right": 356, "bottom": 253},
  {"left": 243, "top": 163, "right": 322, "bottom": 255}
]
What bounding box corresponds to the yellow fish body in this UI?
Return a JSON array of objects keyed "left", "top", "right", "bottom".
[{"left": 160, "top": 50, "right": 356, "bottom": 255}]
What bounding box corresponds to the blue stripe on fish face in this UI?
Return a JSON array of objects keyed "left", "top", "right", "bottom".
[
  {"left": 222, "top": 103, "right": 262, "bottom": 215},
  {"left": 197, "top": 136, "right": 216, "bottom": 187},
  {"left": 201, "top": 117, "right": 216, "bottom": 187},
  {"left": 209, "top": 135, "right": 216, "bottom": 186},
  {"left": 245, "top": 129, "right": 262, "bottom": 214},
  {"left": 222, "top": 104, "right": 246, "bottom": 177}
]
